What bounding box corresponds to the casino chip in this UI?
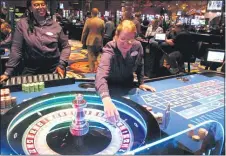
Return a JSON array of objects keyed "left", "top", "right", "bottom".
[
  {"left": 176, "top": 77, "right": 189, "bottom": 82},
  {"left": 192, "top": 135, "right": 200, "bottom": 141},
  {"left": 0, "top": 88, "right": 17, "bottom": 110},
  {"left": 187, "top": 124, "right": 194, "bottom": 138},
  {"left": 22, "top": 82, "right": 45, "bottom": 93},
  {"left": 198, "top": 128, "right": 208, "bottom": 140}
]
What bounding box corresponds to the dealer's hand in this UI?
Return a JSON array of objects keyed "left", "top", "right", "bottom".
[
  {"left": 0, "top": 74, "right": 9, "bottom": 83},
  {"left": 102, "top": 97, "right": 120, "bottom": 124},
  {"left": 55, "top": 66, "right": 65, "bottom": 78},
  {"left": 139, "top": 84, "right": 156, "bottom": 92}
]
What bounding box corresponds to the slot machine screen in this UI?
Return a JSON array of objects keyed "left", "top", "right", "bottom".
[{"left": 207, "top": 1, "right": 223, "bottom": 11}]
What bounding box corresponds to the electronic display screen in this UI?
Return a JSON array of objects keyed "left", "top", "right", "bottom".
[
  {"left": 155, "top": 33, "right": 166, "bottom": 41},
  {"left": 191, "top": 19, "right": 199, "bottom": 25},
  {"left": 177, "top": 11, "right": 182, "bottom": 16},
  {"left": 207, "top": 1, "right": 223, "bottom": 11},
  {"left": 207, "top": 50, "right": 225, "bottom": 63},
  {"left": 199, "top": 20, "right": 206, "bottom": 25}
]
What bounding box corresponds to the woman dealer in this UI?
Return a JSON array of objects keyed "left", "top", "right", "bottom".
[
  {"left": 95, "top": 20, "right": 156, "bottom": 123},
  {"left": 0, "top": 0, "right": 71, "bottom": 82}
]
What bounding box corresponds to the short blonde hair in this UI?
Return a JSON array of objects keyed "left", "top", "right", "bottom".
[{"left": 115, "top": 20, "right": 136, "bottom": 38}]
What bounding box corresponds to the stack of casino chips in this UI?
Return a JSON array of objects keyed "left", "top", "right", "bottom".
[
  {"left": 143, "top": 105, "right": 163, "bottom": 124},
  {"left": 22, "top": 82, "right": 45, "bottom": 93},
  {"left": 0, "top": 88, "right": 17, "bottom": 109}
]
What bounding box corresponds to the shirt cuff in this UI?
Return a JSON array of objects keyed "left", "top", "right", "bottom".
[
  {"left": 4, "top": 68, "right": 13, "bottom": 77},
  {"left": 100, "top": 91, "right": 110, "bottom": 99}
]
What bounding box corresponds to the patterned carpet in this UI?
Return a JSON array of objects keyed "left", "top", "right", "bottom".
[{"left": 66, "top": 40, "right": 96, "bottom": 80}]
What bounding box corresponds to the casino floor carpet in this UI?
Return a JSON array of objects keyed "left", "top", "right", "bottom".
[{"left": 67, "top": 40, "right": 94, "bottom": 79}]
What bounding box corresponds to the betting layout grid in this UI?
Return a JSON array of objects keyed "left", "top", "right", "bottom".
[{"left": 141, "top": 79, "right": 224, "bottom": 119}]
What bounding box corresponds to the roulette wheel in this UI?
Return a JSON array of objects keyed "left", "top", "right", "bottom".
[{"left": 1, "top": 91, "right": 160, "bottom": 155}]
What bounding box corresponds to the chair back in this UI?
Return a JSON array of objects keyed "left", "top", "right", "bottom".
[{"left": 175, "top": 31, "right": 195, "bottom": 62}]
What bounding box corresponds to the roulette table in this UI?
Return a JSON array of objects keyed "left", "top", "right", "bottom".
[
  {"left": 1, "top": 91, "right": 160, "bottom": 155},
  {"left": 1, "top": 71, "right": 225, "bottom": 155}
]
